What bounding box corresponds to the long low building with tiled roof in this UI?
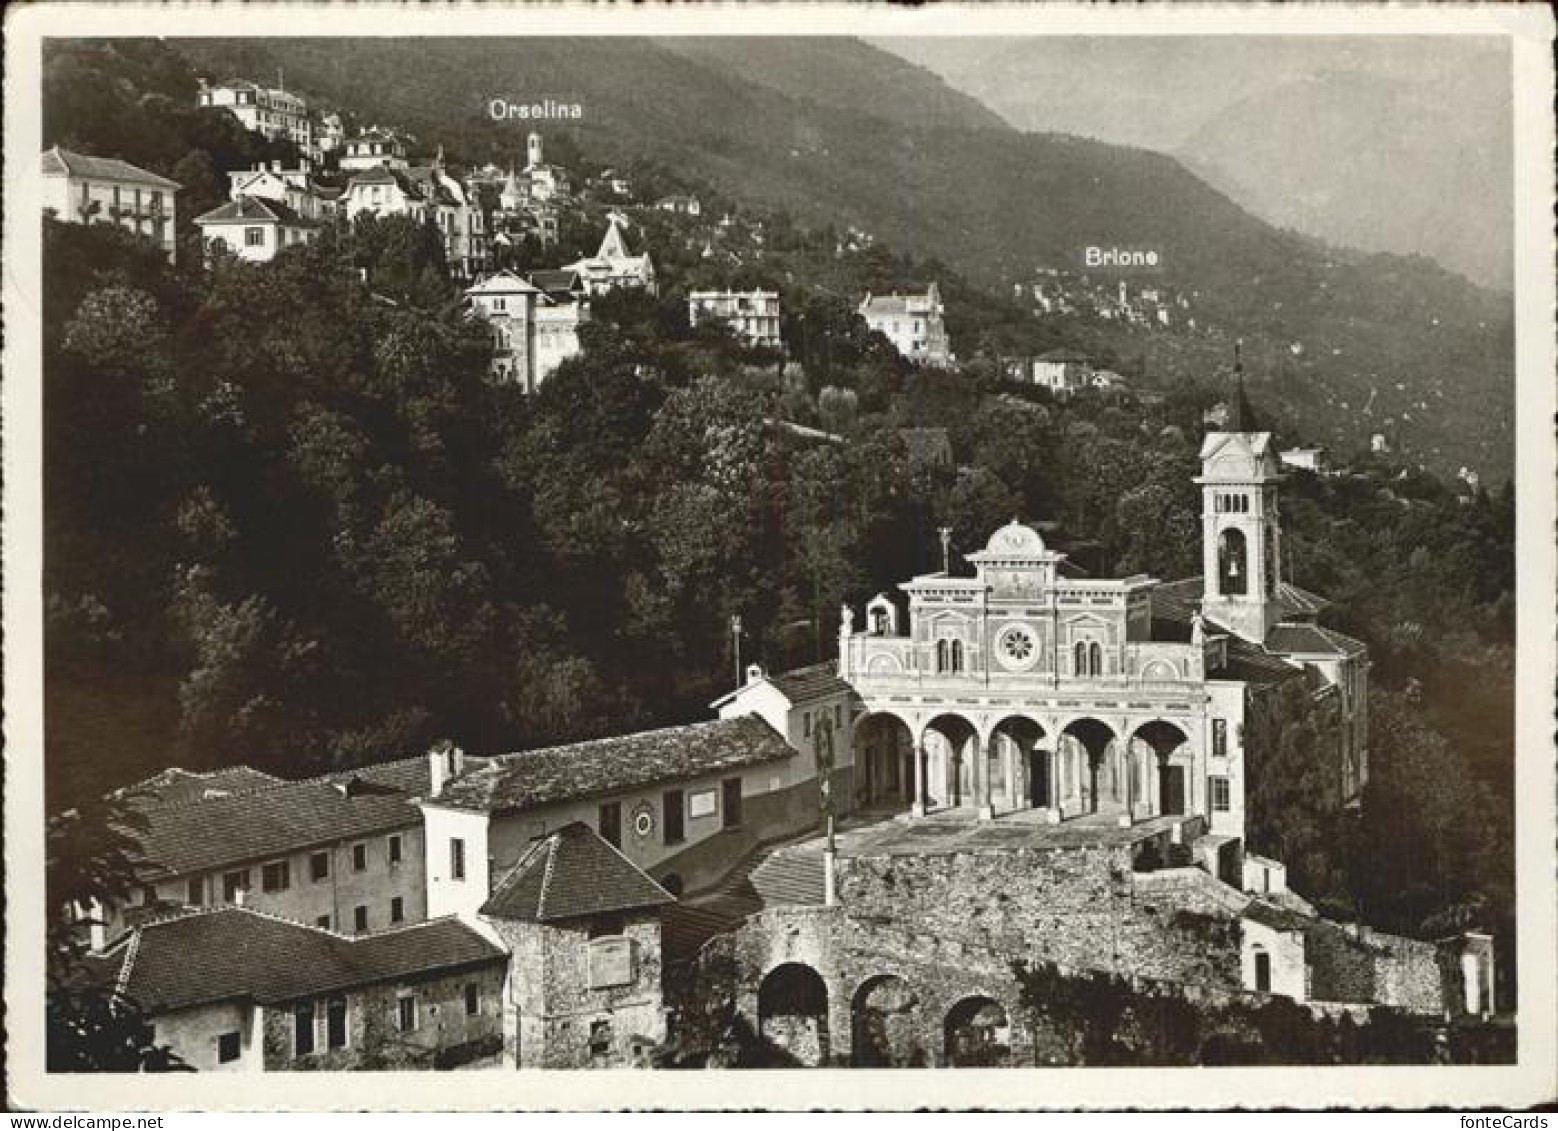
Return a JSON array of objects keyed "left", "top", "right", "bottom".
[
  {"left": 41, "top": 145, "right": 180, "bottom": 262},
  {"left": 96, "top": 746, "right": 484, "bottom": 944},
  {"left": 94, "top": 905, "right": 506, "bottom": 1071},
  {"left": 422, "top": 714, "right": 832, "bottom": 918}
]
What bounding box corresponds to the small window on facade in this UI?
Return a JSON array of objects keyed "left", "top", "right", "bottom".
[
  {"left": 244, "top": 226, "right": 265, "bottom": 247},
  {"left": 217, "top": 1031, "right": 241, "bottom": 1063},
  {"left": 141, "top": 885, "right": 158, "bottom": 907},
  {"left": 354, "top": 905, "right": 368, "bottom": 932},
  {"left": 388, "top": 835, "right": 403, "bottom": 865},
  {"left": 326, "top": 996, "right": 348, "bottom": 1048},
  {"left": 397, "top": 995, "right": 417, "bottom": 1033},
  {"left": 310, "top": 851, "right": 330, "bottom": 882},
  {"left": 803, "top": 711, "right": 812, "bottom": 737},
  {"left": 450, "top": 838, "right": 466, "bottom": 881},
  {"left": 390, "top": 896, "right": 405, "bottom": 924},
  {"left": 663, "top": 790, "right": 685, "bottom": 846},
  {"left": 1211, "top": 777, "right": 1232, "bottom": 813},
  {"left": 1089, "top": 642, "right": 1103, "bottom": 677},
  {"left": 598, "top": 801, "right": 622, "bottom": 849},
  {"left": 294, "top": 1002, "right": 316, "bottom": 1056},
  {"left": 352, "top": 843, "right": 368, "bottom": 872},
  {"left": 1074, "top": 641, "right": 1088, "bottom": 675},
  {"left": 316, "top": 914, "right": 332, "bottom": 930},
  {"left": 1212, "top": 719, "right": 1228, "bottom": 759},
  {"left": 722, "top": 777, "right": 743, "bottom": 829},
  {"left": 261, "top": 861, "right": 290, "bottom": 892},
  {"left": 186, "top": 877, "right": 202, "bottom": 906},
  {"left": 951, "top": 639, "right": 964, "bottom": 672},
  {"left": 465, "top": 983, "right": 480, "bottom": 1016},
  {"left": 835, "top": 704, "right": 843, "bottom": 729}
]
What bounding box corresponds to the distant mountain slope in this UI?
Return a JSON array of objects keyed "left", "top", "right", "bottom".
[
  {"left": 1177, "top": 69, "right": 1512, "bottom": 293},
  {"left": 872, "top": 35, "right": 1513, "bottom": 292},
  {"left": 652, "top": 37, "right": 1011, "bottom": 133},
  {"left": 155, "top": 36, "right": 1511, "bottom": 477}
]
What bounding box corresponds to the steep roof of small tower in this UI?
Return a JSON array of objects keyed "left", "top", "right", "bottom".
[
  {"left": 596, "top": 215, "right": 632, "bottom": 260},
  {"left": 1227, "top": 373, "right": 1260, "bottom": 433}
]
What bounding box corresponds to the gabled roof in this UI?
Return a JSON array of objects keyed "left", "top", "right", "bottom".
[
  {"left": 858, "top": 288, "right": 939, "bottom": 317},
  {"left": 527, "top": 268, "right": 585, "bottom": 296},
  {"left": 112, "top": 766, "right": 282, "bottom": 808},
  {"left": 1265, "top": 622, "right": 1368, "bottom": 659},
  {"left": 596, "top": 218, "right": 633, "bottom": 260},
  {"left": 713, "top": 662, "right": 855, "bottom": 710},
  {"left": 118, "top": 758, "right": 434, "bottom": 878},
  {"left": 194, "top": 195, "right": 316, "bottom": 227},
  {"left": 102, "top": 906, "right": 505, "bottom": 1013},
  {"left": 480, "top": 822, "right": 673, "bottom": 923},
  {"left": 432, "top": 716, "right": 795, "bottom": 814},
  {"left": 41, "top": 147, "right": 180, "bottom": 189},
  {"left": 465, "top": 270, "right": 542, "bottom": 298}
]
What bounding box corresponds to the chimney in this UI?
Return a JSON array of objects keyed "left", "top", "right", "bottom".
[
  {"left": 429, "top": 744, "right": 448, "bottom": 796},
  {"left": 745, "top": 663, "right": 764, "bottom": 686}
]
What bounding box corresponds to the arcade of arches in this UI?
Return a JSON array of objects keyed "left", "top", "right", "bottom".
[{"left": 854, "top": 710, "right": 1196, "bottom": 823}]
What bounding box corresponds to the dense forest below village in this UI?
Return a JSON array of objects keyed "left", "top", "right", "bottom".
[{"left": 40, "top": 39, "right": 1515, "bottom": 1000}]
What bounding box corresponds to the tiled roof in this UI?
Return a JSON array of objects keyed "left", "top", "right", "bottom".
[
  {"left": 113, "top": 766, "right": 281, "bottom": 808},
  {"left": 766, "top": 663, "right": 855, "bottom": 706},
  {"left": 41, "top": 147, "right": 181, "bottom": 189},
  {"left": 434, "top": 716, "right": 795, "bottom": 814},
  {"left": 1277, "top": 581, "right": 1331, "bottom": 616},
  {"left": 480, "top": 822, "right": 673, "bottom": 923},
  {"left": 106, "top": 906, "right": 505, "bottom": 1013},
  {"left": 1151, "top": 578, "right": 1307, "bottom": 689},
  {"left": 1266, "top": 623, "right": 1368, "bottom": 658},
  {"left": 194, "top": 195, "right": 317, "bottom": 227},
  {"left": 466, "top": 270, "right": 541, "bottom": 297},
  {"left": 119, "top": 770, "right": 424, "bottom": 879},
  {"left": 528, "top": 269, "right": 583, "bottom": 295},
  {"left": 859, "top": 292, "right": 932, "bottom": 316}
]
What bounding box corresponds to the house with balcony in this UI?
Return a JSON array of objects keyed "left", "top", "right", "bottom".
[
  {"left": 687, "top": 290, "right": 783, "bottom": 349},
  {"left": 41, "top": 146, "right": 180, "bottom": 262}
]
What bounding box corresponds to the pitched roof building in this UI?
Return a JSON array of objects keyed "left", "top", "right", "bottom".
[
  {"left": 561, "top": 215, "right": 656, "bottom": 296},
  {"left": 41, "top": 146, "right": 180, "bottom": 262},
  {"left": 194, "top": 195, "right": 320, "bottom": 263},
  {"left": 858, "top": 282, "right": 952, "bottom": 367}
]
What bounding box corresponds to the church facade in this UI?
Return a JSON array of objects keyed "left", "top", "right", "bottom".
[{"left": 837, "top": 400, "right": 1370, "bottom": 873}]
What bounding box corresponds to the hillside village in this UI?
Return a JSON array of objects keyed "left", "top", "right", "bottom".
[{"left": 41, "top": 48, "right": 1517, "bottom": 1073}]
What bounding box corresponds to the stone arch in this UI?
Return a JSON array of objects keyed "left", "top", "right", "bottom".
[
  {"left": 851, "top": 974, "right": 926, "bottom": 1067},
  {"left": 1218, "top": 527, "right": 1248, "bottom": 596},
  {"left": 1130, "top": 719, "right": 1192, "bottom": 818},
  {"left": 1060, "top": 717, "right": 1118, "bottom": 816},
  {"left": 923, "top": 713, "right": 979, "bottom": 810},
  {"left": 943, "top": 995, "right": 1013, "bottom": 1067},
  {"left": 757, "top": 962, "right": 830, "bottom": 1066},
  {"left": 855, "top": 711, "right": 917, "bottom": 811},
  {"left": 989, "top": 715, "right": 1049, "bottom": 811}
]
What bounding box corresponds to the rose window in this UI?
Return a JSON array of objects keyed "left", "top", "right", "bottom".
[{"left": 998, "top": 625, "right": 1039, "bottom": 670}]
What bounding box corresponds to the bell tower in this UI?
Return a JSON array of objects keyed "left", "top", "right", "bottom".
[
  {"left": 1195, "top": 370, "right": 1284, "bottom": 644},
  {"left": 526, "top": 131, "right": 544, "bottom": 170}
]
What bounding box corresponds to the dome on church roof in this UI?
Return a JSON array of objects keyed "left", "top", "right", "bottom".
[{"left": 984, "top": 519, "right": 1046, "bottom": 555}]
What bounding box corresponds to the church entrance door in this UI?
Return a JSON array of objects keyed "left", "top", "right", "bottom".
[
  {"left": 1028, "top": 750, "right": 1048, "bottom": 809},
  {"left": 1160, "top": 765, "right": 1186, "bottom": 816}
]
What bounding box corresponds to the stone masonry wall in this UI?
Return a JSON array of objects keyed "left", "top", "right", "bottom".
[{"left": 834, "top": 846, "right": 1245, "bottom": 990}]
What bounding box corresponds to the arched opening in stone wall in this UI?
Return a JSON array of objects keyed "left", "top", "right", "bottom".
[
  {"left": 989, "top": 716, "right": 1048, "bottom": 813},
  {"left": 1218, "top": 528, "right": 1249, "bottom": 596},
  {"left": 943, "top": 995, "right": 1013, "bottom": 1067},
  {"left": 1061, "top": 717, "right": 1117, "bottom": 817},
  {"left": 757, "top": 962, "right": 830, "bottom": 1067},
  {"left": 1131, "top": 719, "right": 1192, "bottom": 819},
  {"left": 850, "top": 974, "right": 926, "bottom": 1067},
  {"left": 924, "top": 714, "right": 978, "bottom": 811},
  {"left": 854, "top": 712, "right": 916, "bottom": 813}
]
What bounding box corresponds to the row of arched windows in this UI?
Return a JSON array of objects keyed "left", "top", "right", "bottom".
[
  {"left": 935, "top": 639, "right": 965, "bottom": 673},
  {"left": 1213, "top": 492, "right": 1253, "bottom": 514},
  {"left": 1073, "top": 641, "right": 1103, "bottom": 677}
]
